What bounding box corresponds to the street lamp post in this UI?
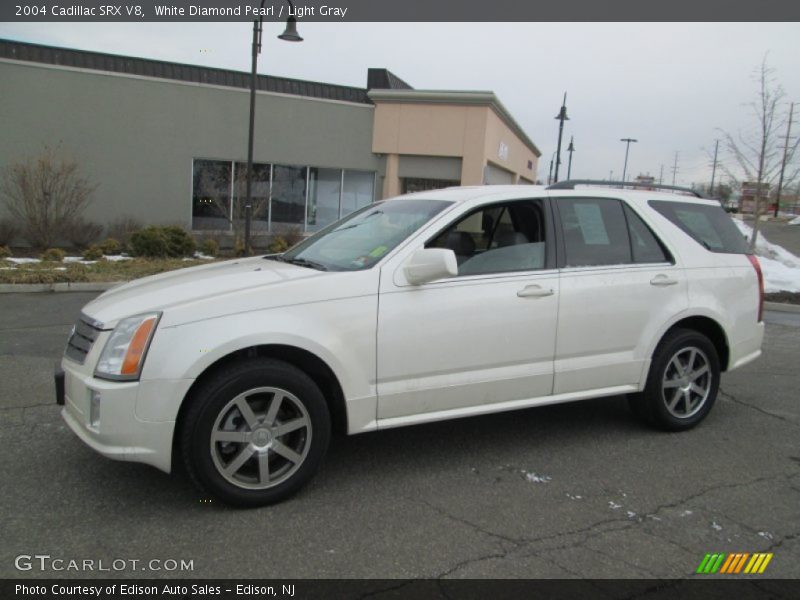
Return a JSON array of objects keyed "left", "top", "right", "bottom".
[
  {"left": 553, "top": 93, "right": 569, "bottom": 183},
  {"left": 244, "top": 0, "right": 303, "bottom": 255},
  {"left": 566, "top": 136, "right": 575, "bottom": 180},
  {"left": 620, "top": 138, "right": 637, "bottom": 185}
]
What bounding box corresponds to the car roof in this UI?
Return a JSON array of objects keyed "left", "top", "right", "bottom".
[{"left": 388, "top": 185, "right": 719, "bottom": 206}]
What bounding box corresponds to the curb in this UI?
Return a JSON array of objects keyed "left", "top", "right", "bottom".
[
  {"left": 0, "top": 282, "right": 122, "bottom": 293},
  {"left": 765, "top": 301, "right": 800, "bottom": 314}
]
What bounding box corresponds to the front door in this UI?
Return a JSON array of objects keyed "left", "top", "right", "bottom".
[{"left": 376, "top": 198, "right": 560, "bottom": 423}]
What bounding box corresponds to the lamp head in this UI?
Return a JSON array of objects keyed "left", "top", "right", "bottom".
[{"left": 278, "top": 16, "right": 303, "bottom": 42}]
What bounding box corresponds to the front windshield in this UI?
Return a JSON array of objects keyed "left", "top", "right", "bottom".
[{"left": 277, "top": 199, "right": 452, "bottom": 271}]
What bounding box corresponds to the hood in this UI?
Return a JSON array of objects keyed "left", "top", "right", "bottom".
[{"left": 83, "top": 256, "right": 328, "bottom": 327}]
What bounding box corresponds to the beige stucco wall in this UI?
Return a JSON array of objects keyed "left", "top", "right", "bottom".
[{"left": 372, "top": 101, "right": 539, "bottom": 197}]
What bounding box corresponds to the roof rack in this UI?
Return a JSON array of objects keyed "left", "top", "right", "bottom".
[{"left": 547, "top": 180, "right": 706, "bottom": 199}]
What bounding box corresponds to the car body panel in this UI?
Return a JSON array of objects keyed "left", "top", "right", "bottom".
[{"left": 58, "top": 184, "right": 765, "bottom": 476}]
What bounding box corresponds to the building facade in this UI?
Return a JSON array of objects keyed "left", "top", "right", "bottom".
[{"left": 0, "top": 39, "right": 540, "bottom": 237}]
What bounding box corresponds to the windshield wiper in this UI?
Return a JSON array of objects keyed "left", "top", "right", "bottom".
[{"left": 283, "top": 257, "right": 329, "bottom": 271}]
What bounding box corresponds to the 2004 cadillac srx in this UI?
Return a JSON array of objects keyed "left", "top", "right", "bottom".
[{"left": 56, "top": 183, "right": 764, "bottom": 506}]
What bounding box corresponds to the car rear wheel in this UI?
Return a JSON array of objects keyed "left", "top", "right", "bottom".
[
  {"left": 628, "top": 329, "right": 720, "bottom": 431},
  {"left": 181, "top": 358, "right": 331, "bottom": 507}
]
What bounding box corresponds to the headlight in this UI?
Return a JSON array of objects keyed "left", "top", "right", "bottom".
[{"left": 94, "top": 313, "right": 161, "bottom": 381}]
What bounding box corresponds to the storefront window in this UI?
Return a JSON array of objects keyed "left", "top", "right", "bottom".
[
  {"left": 192, "top": 159, "right": 231, "bottom": 230},
  {"left": 307, "top": 168, "right": 342, "bottom": 232},
  {"left": 341, "top": 170, "right": 375, "bottom": 217},
  {"left": 271, "top": 165, "right": 307, "bottom": 229},
  {"left": 192, "top": 160, "right": 375, "bottom": 232},
  {"left": 233, "top": 162, "right": 271, "bottom": 231}
]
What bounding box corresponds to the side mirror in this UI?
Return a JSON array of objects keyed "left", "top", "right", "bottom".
[{"left": 404, "top": 248, "right": 458, "bottom": 285}]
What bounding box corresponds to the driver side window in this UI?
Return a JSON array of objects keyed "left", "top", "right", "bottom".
[{"left": 427, "top": 200, "right": 547, "bottom": 276}]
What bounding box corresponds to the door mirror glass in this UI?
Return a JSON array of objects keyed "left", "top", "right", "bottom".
[{"left": 404, "top": 248, "right": 458, "bottom": 285}]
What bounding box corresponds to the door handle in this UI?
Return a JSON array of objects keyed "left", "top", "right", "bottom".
[
  {"left": 650, "top": 274, "right": 678, "bottom": 287},
  {"left": 517, "top": 285, "right": 555, "bottom": 298}
]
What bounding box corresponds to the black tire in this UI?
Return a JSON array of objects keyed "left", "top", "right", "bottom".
[
  {"left": 628, "top": 328, "right": 720, "bottom": 431},
  {"left": 181, "top": 358, "right": 331, "bottom": 507}
]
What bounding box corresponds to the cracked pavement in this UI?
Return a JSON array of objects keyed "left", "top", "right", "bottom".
[{"left": 0, "top": 292, "right": 798, "bottom": 579}]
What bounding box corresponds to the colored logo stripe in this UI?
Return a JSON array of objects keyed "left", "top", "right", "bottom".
[{"left": 697, "top": 553, "right": 773, "bottom": 574}]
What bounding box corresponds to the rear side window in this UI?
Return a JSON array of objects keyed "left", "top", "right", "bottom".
[
  {"left": 649, "top": 200, "right": 749, "bottom": 254},
  {"left": 624, "top": 206, "right": 671, "bottom": 263},
  {"left": 558, "top": 198, "right": 631, "bottom": 266}
]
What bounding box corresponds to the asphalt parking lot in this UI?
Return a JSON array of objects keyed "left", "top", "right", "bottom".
[{"left": 0, "top": 292, "right": 798, "bottom": 580}]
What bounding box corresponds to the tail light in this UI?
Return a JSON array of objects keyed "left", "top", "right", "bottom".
[{"left": 747, "top": 255, "right": 764, "bottom": 322}]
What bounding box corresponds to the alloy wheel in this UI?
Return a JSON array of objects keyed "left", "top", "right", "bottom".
[
  {"left": 210, "top": 386, "right": 311, "bottom": 490},
  {"left": 661, "top": 346, "right": 712, "bottom": 419}
]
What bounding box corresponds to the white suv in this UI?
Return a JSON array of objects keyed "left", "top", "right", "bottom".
[{"left": 56, "top": 183, "right": 765, "bottom": 506}]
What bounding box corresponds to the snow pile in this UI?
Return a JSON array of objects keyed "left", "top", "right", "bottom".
[
  {"left": 732, "top": 220, "right": 800, "bottom": 293},
  {"left": 6, "top": 257, "right": 40, "bottom": 265},
  {"left": 789, "top": 216, "right": 800, "bottom": 225}
]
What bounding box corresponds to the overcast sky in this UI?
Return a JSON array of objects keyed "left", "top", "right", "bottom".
[{"left": 2, "top": 22, "right": 799, "bottom": 187}]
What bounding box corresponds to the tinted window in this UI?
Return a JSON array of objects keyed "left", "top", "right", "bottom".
[
  {"left": 649, "top": 200, "right": 749, "bottom": 254},
  {"left": 624, "top": 206, "right": 671, "bottom": 263},
  {"left": 559, "top": 198, "right": 631, "bottom": 267},
  {"left": 427, "top": 200, "right": 547, "bottom": 276}
]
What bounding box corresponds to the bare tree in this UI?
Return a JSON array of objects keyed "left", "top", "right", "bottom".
[
  {"left": 0, "top": 146, "right": 97, "bottom": 248},
  {"left": 198, "top": 165, "right": 268, "bottom": 253},
  {"left": 720, "top": 56, "right": 799, "bottom": 250}
]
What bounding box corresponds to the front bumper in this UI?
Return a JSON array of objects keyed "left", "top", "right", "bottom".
[{"left": 58, "top": 360, "right": 177, "bottom": 473}]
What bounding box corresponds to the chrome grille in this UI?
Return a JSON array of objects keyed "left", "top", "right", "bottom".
[{"left": 64, "top": 316, "right": 103, "bottom": 365}]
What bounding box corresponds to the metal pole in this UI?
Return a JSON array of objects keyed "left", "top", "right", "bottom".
[
  {"left": 553, "top": 93, "right": 568, "bottom": 183},
  {"left": 709, "top": 139, "right": 719, "bottom": 198},
  {"left": 548, "top": 155, "right": 554, "bottom": 185},
  {"left": 671, "top": 152, "right": 679, "bottom": 186},
  {"left": 244, "top": 17, "right": 261, "bottom": 256},
  {"left": 620, "top": 138, "right": 637, "bottom": 184},
  {"left": 566, "top": 136, "right": 575, "bottom": 180},
  {"left": 774, "top": 102, "right": 794, "bottom": 218},
  {"left": 659, "top": 164, "right": 664, "bottom": 185}
]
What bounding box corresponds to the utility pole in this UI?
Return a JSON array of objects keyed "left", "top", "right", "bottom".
[
  {"left": 620, "top": 138, "right": 637, "bottom": 185},
  {"left": 709, "top": 139, "right": 720, "bottom": 198},
  {"left": 659, "top": 164, "right": 664, "bottom": 185},
  {"left": 671, "top": 152, "right": 680, "bottom": 186},
  {"left": 774, "top": 102, "right": 795, "bottom": 218},
  {"left": 553, "top": 93, "right": 569, "bottom": 183},
  {"left": 548, "top": 155, "right": 554, "bottom": 185}
]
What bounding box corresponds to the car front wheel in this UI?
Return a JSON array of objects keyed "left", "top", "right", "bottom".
[
  {"left": 628, "top": 329, "right": 720, "bottom": 431},
  {"left": 181, "top": 358, "right": 331, "bottom": 507}
]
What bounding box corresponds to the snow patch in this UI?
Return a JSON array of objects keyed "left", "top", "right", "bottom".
[
  {"left": 103, "top": 254, "right": 132, "bottom": 262},
  {"left": 6, "top": 257, "right": 40, "bottom": 264},
  {"left": 733, "top": 220, "right": 800, "bottom": 292},
  {"left": 711, "top": 521, "right": 723, "bottom": 531},
  {"left": 525, "top": 472, "right": 551, "bottom": 484},
  {"left": 608, "top": 501, "right": 622, "bottom": 510},
  {"left": 680, "top": 510, "right": 693, "bottom": 517},
  {"left": 758, "top": 531, "right": 774, "bottom": 540},
  {"left": 790, "top": 216, "right": 800, "bottom": 225}
]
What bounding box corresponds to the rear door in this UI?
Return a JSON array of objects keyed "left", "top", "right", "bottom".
[{"left": 551, "top": 195, "right": 688, "bottom": 395}]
